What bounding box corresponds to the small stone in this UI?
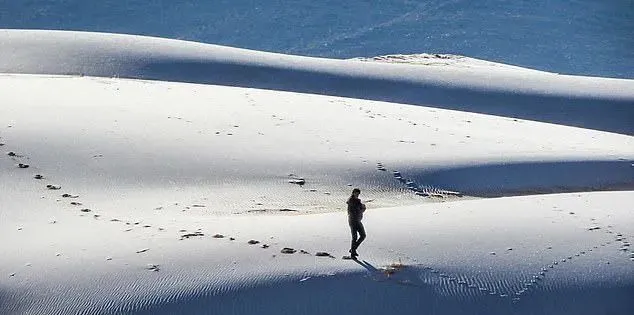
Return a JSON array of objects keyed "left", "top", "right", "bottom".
[
  {"left": 106, "top": 257, "right": 112, "bottom": 261},
  {"left": 34, "top": 174, "right": 44, "bottom": 179},
  {"left": 9, "top": 273, "right": 15, "bottom": 277},
  {"left": 7, "top": 151, "right": 16, "bottom": 156},
  {"left": 70, "top": 201, "right": 82, "bottom": 206},
  {"left": 261, "top": 244, "right": 270, "bottom": 249},
  {"left": 136, "top": 248, "right": 149, "bottom": 254},
  {"left": 80, "top": 208, "right": 91, "bottom": 212},
  {"left": 229, "top": 237, "right": 235, "bottom": 241},
  {"left": 247, "top": 240, "right": 260, "bottom": 245},
  {"left": 213, "top": 234, "right": 225, "bottom": 238},
  {"left": 17, "top": 163, "right": 29, "bottom": 168},
  {"left": 146, "top": 264, "right": 160, "bottom": 272},
  {"left": 46, "top": 184, "right": 61, "bottom": 190},
  {"left": 315, "top": 252, "right": 331, "bottom": 257}
]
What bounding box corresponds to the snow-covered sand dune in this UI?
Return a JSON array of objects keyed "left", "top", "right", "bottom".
[
  {"left": 1, "top": 30, "right": 633, "bottom": 135},
  {"left": 0, "top": 30, "right": 633, "bottom": 314}
]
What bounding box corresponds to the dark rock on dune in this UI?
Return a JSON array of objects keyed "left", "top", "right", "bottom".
[
  {"left": 281, "top": 247, "right": 296, "bottom": 254},
  {"left": 315, "top": 252, "right": 332, "bottom": 257},
  {"left": 288, "top": 178, "right": 306, "bottom": 186},
  {"left": 181, "top": 231, "right": 204, "bottom": 239}
]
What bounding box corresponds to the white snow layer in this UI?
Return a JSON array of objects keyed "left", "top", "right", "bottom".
[{"left": 0, "top": 30, "right": 632, "bottom": 315}]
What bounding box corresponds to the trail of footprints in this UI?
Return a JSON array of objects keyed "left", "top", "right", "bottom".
[
  {"left": 376, "top": 162, "right": 463, "bottom": 199},
  {"left": 3, "top": 138, "right": 341, "bottom": 276},
  {"left": 378, "top": 215, "right": 632, "bottom": 304}
]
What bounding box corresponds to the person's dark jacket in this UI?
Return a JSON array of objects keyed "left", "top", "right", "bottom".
[{"left": 347, "top": 196, "right": 364, "bottom": 222}]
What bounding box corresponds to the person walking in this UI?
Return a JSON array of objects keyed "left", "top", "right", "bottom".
[{"left": 347, "top": 188, "right": 366, "bottom": 258}]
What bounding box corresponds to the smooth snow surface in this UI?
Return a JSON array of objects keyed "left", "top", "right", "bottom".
[
  {"left": 0, "top": 30, "right": 633, "bottom": 315},
  {"left": 1, "top": 30, "right": 633, "bottom": 135}
]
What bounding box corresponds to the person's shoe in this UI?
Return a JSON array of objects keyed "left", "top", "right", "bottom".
[{"left": 349, "top": 249, "right": 359, "bottom": 258}]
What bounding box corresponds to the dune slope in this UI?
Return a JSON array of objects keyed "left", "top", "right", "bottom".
[{"left": 0, "top": 31, "right": 633, "bottom": 314}]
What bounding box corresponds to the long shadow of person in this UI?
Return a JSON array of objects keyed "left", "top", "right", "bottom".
[{"left": 354, "top": 259, "right": 378, "bottom": 273}]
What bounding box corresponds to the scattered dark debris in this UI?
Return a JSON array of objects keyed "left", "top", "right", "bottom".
[
  {"left": 181, "top": 231, "right": 204, "bottom": 239},
  {"left": 288, "top": 177, "right": 306, "bottom": 186},
  {"left": 315, "top": 252, "right": 333, "bottom": 257},
  {"left": 300, "top": 249, "right": 310, "bottom": 255},
  {"left": 281, "top": 247, "right": 296, "bottom": 254},
  {"left": 248, "top": 208, "right": 299, "bottom": 213},
  {"left": 248, "top": 240, "right": 260, "bottom": 245}
]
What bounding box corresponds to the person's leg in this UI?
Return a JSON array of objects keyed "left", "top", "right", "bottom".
[
  {"left": 355, "top": 221, "right": 366, "bottom": 250},
  {"left": 349, "top": 222, "right": 358, "bottom": 255}
]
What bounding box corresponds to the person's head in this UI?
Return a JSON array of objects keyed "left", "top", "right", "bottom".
[{"left": 352, "top": 188, "right": 361, "bottom": 197}]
